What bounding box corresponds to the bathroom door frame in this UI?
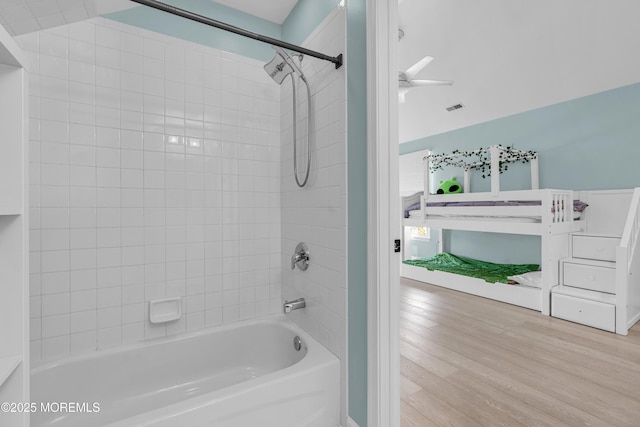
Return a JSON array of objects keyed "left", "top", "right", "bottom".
[{"left": 366, "top": 0, "right": 400, "bottom": 425}]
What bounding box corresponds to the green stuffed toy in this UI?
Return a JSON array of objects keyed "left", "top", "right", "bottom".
[{"left": 437, "top": 177, "right": 462, "bottom": 194}]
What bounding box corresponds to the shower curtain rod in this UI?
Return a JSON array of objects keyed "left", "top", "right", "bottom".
[{"left": 130, "top": 0, "right": 343, "bottom": 69}]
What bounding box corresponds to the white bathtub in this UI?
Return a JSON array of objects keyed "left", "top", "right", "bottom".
[{"left": 31, "top": 315, "right": 340, "bottom": 427}]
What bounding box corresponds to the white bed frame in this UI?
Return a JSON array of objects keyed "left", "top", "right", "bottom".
[{"left": 401, "top": 145, "right": 584, "bottom": 314}]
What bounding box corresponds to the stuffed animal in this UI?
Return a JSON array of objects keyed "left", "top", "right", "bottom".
[{"left": 437, "top": 177, "right": 462, "bottom": 194}]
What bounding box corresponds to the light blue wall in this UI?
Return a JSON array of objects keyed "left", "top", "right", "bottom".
[
  {"left": 400, "top": 82, "right": 640, "bottom": 263},
  {"left": 407, "top": 235, "right": 439, "bottom": 259},
  {"left": 282, "top": 0, "right": 338, "bottom": 45},
  {"left": 105, "top": 0, "right": 281, "bottom": 61},
  {"left": 346, "top": 0, "right": 367, "bottom": 424},
  {"left": 407, "top": 231, "right": 540, "bottom": 264}
]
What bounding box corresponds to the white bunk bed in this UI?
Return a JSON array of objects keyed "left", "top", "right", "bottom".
[{"left": 401, "top": 145, "right": 585, "bottom": 315}]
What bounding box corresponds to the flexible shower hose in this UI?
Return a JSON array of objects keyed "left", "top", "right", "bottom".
[{"left": 290, "top": 73, "right": 312, "bottom": 188}]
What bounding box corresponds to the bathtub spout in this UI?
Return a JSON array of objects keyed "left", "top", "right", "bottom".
[{"left": 283, "top": 298, "right": 306, "bottom": 313}]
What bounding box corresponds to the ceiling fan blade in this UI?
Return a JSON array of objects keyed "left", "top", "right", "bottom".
[
  {"left": 408, "top": 79, "right": 453, "bottom": 87},
  {"left": 404, "top": 55, "right": 434, "bottom": 80}
]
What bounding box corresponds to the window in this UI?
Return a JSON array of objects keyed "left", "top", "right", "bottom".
[{"left": 409, "top": 226, "right": 430, "bottom": 240}]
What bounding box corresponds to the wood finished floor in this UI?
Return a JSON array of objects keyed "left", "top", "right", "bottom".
[{"left": 400, "top": 277, "right": 640, "bottom": 427}]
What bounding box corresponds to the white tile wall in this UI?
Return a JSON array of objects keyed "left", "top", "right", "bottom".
[
  {"left": 279, "top": 10, "right": 347, "bottom": 423},
  {"left": 19, "top": 17, "right": 283, "bottom": 362},
  {"left": 280, "top": 9, "right": 347, "bottom": 362}
]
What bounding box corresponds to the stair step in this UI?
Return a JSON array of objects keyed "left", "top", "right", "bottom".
[
  {"left": 561, "top": 257, "right": 616, "bottom": 268},
  {"left": 551, "top": 285, "right": 616, "bottom": 304},
  {"left": 570, "top": 233, "right": 620, "bottom": 263},
  {"left": 571, "top": 232, "right": 621, "bottom": 238}
]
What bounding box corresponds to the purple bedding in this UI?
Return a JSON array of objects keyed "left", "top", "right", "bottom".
[{"left": 404, "top": 199, "right": 588, "bottom": 218}]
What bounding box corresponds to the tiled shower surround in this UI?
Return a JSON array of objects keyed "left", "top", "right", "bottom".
[
  {"left": 280, "top": 9, "right": 346, "bottom": 362},
  {"left": 278, "top": 9, "right": 347, "bottom": 420},
  {"left": 20, "top": 18, "right": 283, "bottom": 362}
]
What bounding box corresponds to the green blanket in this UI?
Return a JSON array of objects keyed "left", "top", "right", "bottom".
[{"left": 403, "top": 252, "right": 539, "bottom": 284}]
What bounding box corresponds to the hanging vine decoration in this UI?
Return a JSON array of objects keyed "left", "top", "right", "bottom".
[{"left": 427, "top": 145, "right": 537, "bottom": 178}]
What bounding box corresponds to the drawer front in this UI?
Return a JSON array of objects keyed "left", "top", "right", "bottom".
[
  {"left": 563, "top": 262, "right": 616, "bottom": 294},
  {"left": 552, "top": 294, "right": 615, "bottom": 332},
  {"left": 572, "top": 235, "right": 619, "bottom": 262}
]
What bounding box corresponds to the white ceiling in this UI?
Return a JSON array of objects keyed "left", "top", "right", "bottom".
[{"left": 398, "top": 0, "right": 640, "bottom": 143}]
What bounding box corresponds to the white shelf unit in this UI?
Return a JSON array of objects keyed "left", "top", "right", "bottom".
[{"left": 0, "top": 22, "right": 29, "bottom": 427}]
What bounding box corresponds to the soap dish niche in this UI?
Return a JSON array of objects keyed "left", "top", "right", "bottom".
[{"left": 149, "top": 297, "right": 182, "bottom": 324}]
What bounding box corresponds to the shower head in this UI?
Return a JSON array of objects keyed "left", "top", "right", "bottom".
[
  {"left": 264, "top": 46, "right": 306, "bottom": 85},
  {"left": 264, "top": 48, "right": 295, "bottom": 85}
]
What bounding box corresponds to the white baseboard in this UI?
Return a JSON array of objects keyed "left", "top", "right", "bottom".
[{"left": 346, "top": 417, "right": 360, "bottom": 427}]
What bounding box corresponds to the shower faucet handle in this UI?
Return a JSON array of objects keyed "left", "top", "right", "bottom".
[{"left": 291, "top": 242, "right": 310, "bottom": 271}]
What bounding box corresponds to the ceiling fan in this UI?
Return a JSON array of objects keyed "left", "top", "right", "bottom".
[{"left": 398, "top": 55, "right": 453, "bottom": 103}]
